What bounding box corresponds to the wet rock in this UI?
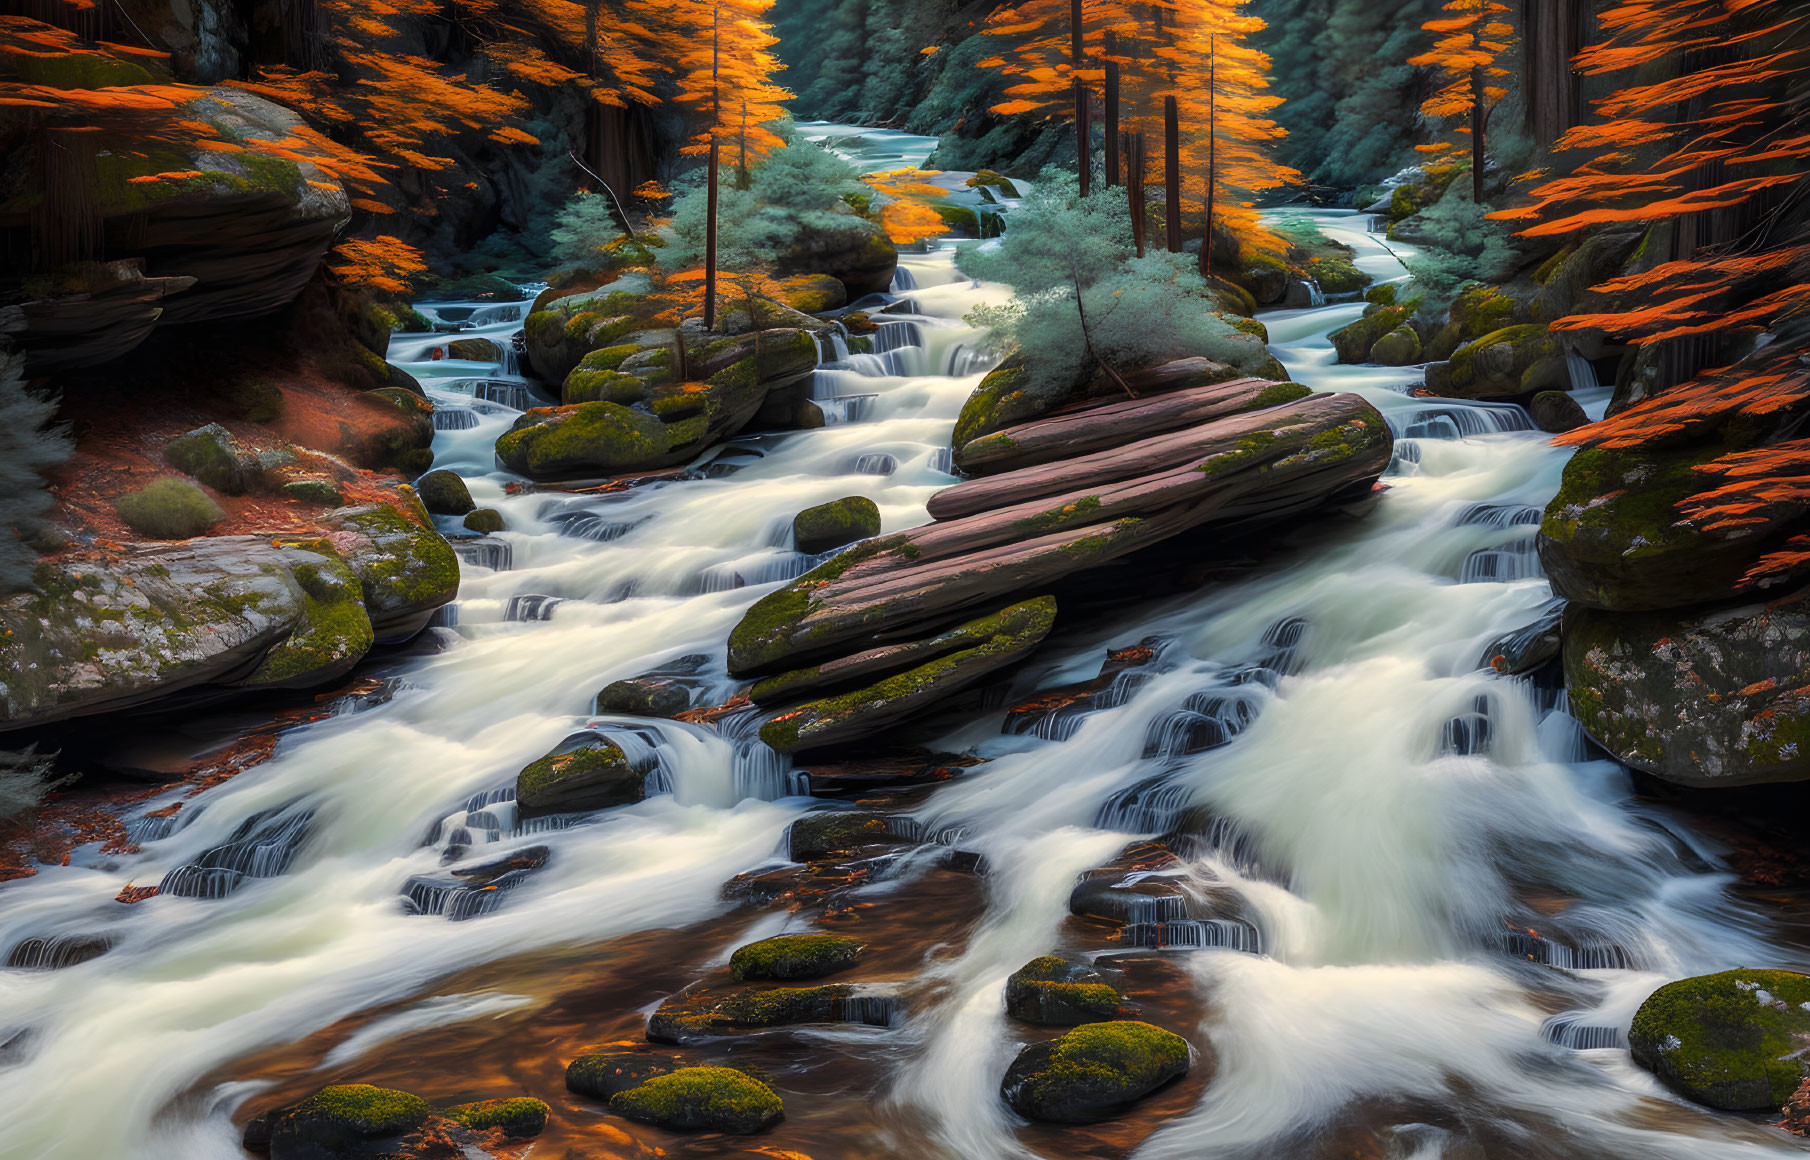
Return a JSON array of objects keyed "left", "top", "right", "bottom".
[
  {"left": 566, "top": 1051, "right": 683, "bottom": 1099},
  {"left": 954, "top": 375, "right": 1310, "bottom": 477},
  {"left": 596, "top": 675, "right": 696, "bottom": 718},
  {"left": 608, "top": 1066, "right": 784, "bottom": 1134},
  {"left": 321, "top": 502, "right": 460, "bottom": 639},
  {"left": 793, "top": 496, "right": 881, "bottom": 555},
  {"left": 1329, "top": 304, "right": 1408, "bottom": 364},
  {"left": 646, "top": 983, "right": 859, "bottom": 1042},
  {"left": 268, "top": 1083, "right": 432, "bottom": 1159},
  {"left": 729, "top": 392, "right": 1390, "bottom": 678},
  {"left": 786, "top": 810, "right": 903, "bottom": 861},
  {"left": 416, "top": 470, "right": 475, "bottom": 516},
  {"left": 793, "top": 748, "right": 979, "bottom": 795},
  {"left": 3, "top": 933, "right": 111, "bottom": 970},
  {"left": 774, "top": 216, "right": 896, "bottom": 298},
  {"left": 462, "top": 508, "right": 505, "bottom": 533},
  {"left": 515, "top": 738, "right": 642, "bottom": 816},
  {"left": 446, "top": 337, "right": 502, "bottom": 361},
  {"left": 1000, "top": 1021, "right": 1191, "bottom": 1123},
  {"left": 1563, "top": 600, "right": 1810, "bottom": 786},
  {"left": 730, "top": 933, "right": 865, "bottom": 981},
  {"left": 1630, "top": 969, "right": 1810, "bottom": 1110},
  {"left": 163, "top": 423, "right": 253, "bottom": 494},
  {"left": 440, "top": 1097, "right": 547, "bottom": 1137},
  {"left": 1539, "top": 444, "right": 1809, "bottom": 612},
  {"left": 1005, "top": 955, "right": 1124, "bottom": 1025},
  {"left": 1424, "top": 325, "right": 1564, "bottom": 399},
  {"left": 759, "top": 597, "right": 1057, "bottom": 754},
  {"left": 953, "top": 355, "right": 1240, "bottom": 453},
  {"left": 1782, "top": 1076, "right": 1810, "bottom": 1136},
  {"left": 1529, "top": 390, "right": 1588, "bottom": 433},
  {"left": 495, "top": 401, "right": 681, "bottom": 479},
  {"left": 1482, "top": 601, "right": 1563, "bottom": 675},
  {"left": 1369, "top": 325, "right": 1421, "bottom": 366},
  {"left": 235, "top": 550, "right": 375, "bottom": 692}
]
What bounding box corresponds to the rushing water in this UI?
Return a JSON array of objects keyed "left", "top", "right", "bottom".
[{"left": 0, "top": 132, "right": 1805, "bottom": 1159}]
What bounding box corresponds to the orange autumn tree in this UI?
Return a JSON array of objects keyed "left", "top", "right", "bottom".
[
  {"left": 666, "top": 0, "right": 790, "bottom": 330},
  {"left": 1409, "top": 0, "right": 1514, "bottom": 204},
  {"left": 863, "top": 169, "right": 955, "bottom": 245},
  {"left": 1503, "top": 0, "right": 1810, "bottom": 591}
]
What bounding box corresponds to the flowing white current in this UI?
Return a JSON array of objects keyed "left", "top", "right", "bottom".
[{"left": 0, "top": 132, "right": 1804, "bottom": 1159}]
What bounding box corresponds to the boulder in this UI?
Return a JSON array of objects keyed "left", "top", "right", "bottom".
[
  {"left": 1307, "top": 255, "right": 1371, "bottom": 293},
  {"left": 1235, "top": 255, "right": 1290, "bottom": 305},
  {"left": 1629, "top": 970, "right": 1810, "bottom": 1110},
  {"left": 321, "top": 503, "right": 460, "bottom": 639},
  {"left": 515, "top": 737, "right": 642, "bottom": 816},
  {"left": 566, "top": 1051, "right": 682, "bottom": 1099},
  {"left": 786, "top": 810, "right": 903, "bottom": 861},
  {"left": 596, "top": 676, "right": 696, "bottom": 718},
  {"left": 793, "top": 496, "right": 881, "bottom": 555},
  {"left": 646, "top": 984, "right": 863, "bottom": 1042},
  {"left": 495, "top": 401, "right": 686, "bottom": 479},
  {"left": 268, "top": 1084, "right": 432, "bottom": 1160},
  {"left": 236, "top": 550, "right": 374, "bottom": 692},
  {"left": 461, "top": 508, "right": 504, "bottom": 533},
  {"left": 163, "top": 423, "right": 252, "bottom": 494},
  {"left": 1530, "top": 390, "right": 1587, "bottom": 433},
  {"left": 954, "top": 377, "right": 1310, "bottom": 477},
  {"left": 1329, "top": 304, "right": 1408, "bottom": 364},
  {"left": 758, "top": 597, "right": 1057, "bottom": 754},
  {"left": 1563, "top": 600, "right": 1810, "bottom": 786},
  {"left": 1000, "top": 1021, "right": 1190, "bottom": 1123},
  {"left": 769, "top": 273, "right": 849, "bottom": 313},
  {"left": 441, "top": 1097, "right": 547, "bottom": 1137},
  {"left": 415, "top": 470, "right": 474, "bottom": 516},
  {"left": 730, "top": 392, "right": 1389, "bottom": 677},
  {"left": 1005, "top": 955, "right": 1123, "bottom": 1025},
  {"left": 774, "top": 216, "right": 896, "bottom": 298},
  {"left": 1369, "top": 325, "right": 1421, "bottom": 366},
  {"left": 1426, "top": 325, "right": 1564, "bottom": 399},
  {"left": 1538, "top": 444, "right": 1810, "bottom": 612},
  {"left": 607, "top": 1067, "right": 784, "bottom": 1134},
  {"left": 730, "top": 933, "right": 865, "bottom": 981},
  {"left": 0, "top": 260, "right": 196, "bottom": 376}
]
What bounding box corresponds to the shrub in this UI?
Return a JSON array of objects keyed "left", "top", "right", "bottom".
[{"left": 113, "top": 478, "right": 225, "bottom": 540}]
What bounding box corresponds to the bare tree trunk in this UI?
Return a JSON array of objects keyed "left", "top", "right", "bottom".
[
  {"left": 1104, "top": 54, "right": 1121, "bottom": 186},
  {"left": 1075, "top": 79, "right": 1091, "bottom": 196},
  {"left": 705, "top": 138, "right": 720, "bottom": 332},
  {"left": 1199, "top": 37, "right": 1216, "bottom": 280},
  {"left": 1470, "top": 67, "right": 1486, "bottom": 205},
  {"left": 1521, "top": 0, "right": 1587, "bottom": 148},
  {"left": 1164, "top": 95, "right": 1181, "bottom": 252},
  {"left": 1127, "top": 130, "right": 1146, "bottom": 257}
]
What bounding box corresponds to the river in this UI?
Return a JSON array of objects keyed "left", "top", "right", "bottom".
[{"left": 0, "top": 126, "right": 1803, "bottom": 1160}]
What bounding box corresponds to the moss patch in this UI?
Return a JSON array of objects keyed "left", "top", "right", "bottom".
[
  {"left": 607, "top": 1067, "right": 783, "bottom": 1134},
  {"left": 441, "top": 1097, "right": 548, "bottom": 1136},
  {"left": 1630, "top": 969, "right": 1810, "bottom": 1110},
  {"left": 113, "top": 478, "right": 224, "bottom": 540},
  {"left": 730, "top": 933, "right": 865, "bottom": 981},
  {"left": 793, "top": 496, "right": 881, "bottom": 554},
  {"left": 1001, "top": 1020, "right": 1191, "bottom": 1123}
]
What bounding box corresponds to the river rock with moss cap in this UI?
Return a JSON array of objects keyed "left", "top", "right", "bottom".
[
  {"left": 1006, "top": 955, "right": 1124, "bottom": 1025},
  {"left": 1001, "top": 1020, "right": 1191, "bottom": 1123},
  {"left": 415, "top": 469, "right": 475, "bottom": 516},
  {"left": 268, "top": 1083, "right": 432, "bottom": 1159},
  {"left": 515, "top": 737, "right": 642, "bottom": 816},
  {"left": 786, "top": 809, "right": 904, "bottom": 860},
  {"left": 793, "top": 496, "right": 882, "bottom": 554},
  {"left": 608, "top": 1066, "right": 784, "bottom": 1134},
  {"left": 440, "top": 1097, "right": 548, "bottom": 1137},
  {"left": 646, "top": 983, "right": 865, "bottom": 1042},
  {"left": 1629, "top": 969, "right": 1810, "bottom": 1109},
  {"left": 321, "top": 501, "right": 460, "bottom": 640},
  {"left": 567, "top": 1051, "right": 684, "bottom": 1099},
  {"left": 731, "top": 933, "right": 865, "bottom": 981}
]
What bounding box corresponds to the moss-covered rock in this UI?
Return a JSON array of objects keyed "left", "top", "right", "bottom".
[
  {"left": 1005, "top": 955, "right": 1124, "bottom": 1026},
  {"left": 495, "top": 401, "right": 679, "bottom": 479},
  {"left": 268, "top": 1084, "right": 432, "bottom": 1159},
  {"left": 1308, "top": 255, "right": 1371, "bottom": 294},
  {"left": 1000, "top": 1020, "right": 1191, "bottom": 1123},
  {"left": 647, "top": 984, "right": 858, "bottom": 1041},
  {"left": 281, "top": 478, "right": 343, "bottom": 506},
  {"left": 1235, "top": 253, "right": 1291, "bottom": 306},
  {"left": 608, "top": 1066, "right": 783, "bottom": 1134},
  {"left": 1430, "top": 324, "right": 1563, "bottom": 399},
  {"left": 113, "top": 478, "right": 224, "bottom": 540},
  {"left": 441, "top": 1097, "right": 548, "bottom": 1137},
  {"left": 321, "top": 502, "right": 459, "bottom": 636},
  {"left": 415, "top": 469, "right": 474, "bottom": 516},
  {"left": 759, "top": 596, "right": 1057, "bottom": 753},
  {"left": 1329, "top": 305, "right": 1408, "bottom": 364},
  {"left": 567, "top": 1052, "right": 681, "bottom": 1100},
  {"left": 793, "top": 496, "right": 881, "bottom": 555},
  {"left": 730, "top": 933, "right": 865, "bottom": 982},
  {"left": 1563, "top": 601, "right": 1810, "bottom": 786},
  {"left": 564, "top": 366, "right": 648, "bottom": 405},
  {"left": 462, "top": 508, "right": 505, "bottom": 533},
  {"left": 775, "top": 216, "right": 897, "bottom": 298},
  {"left": 238, "top": 551, "right": 374, "bottom": 691},
  {"left": 786, "top": 810, "right": 901, "bottom": 861},
  {"left": 596, "top": 675, "right": 695, "bottom": 717},
  {"left": 967, "top": 170, "right": 1022, "bottom": 198},
  {"left": 770, "top": 273, "right": 849, "bottom": 313},
  {"left": 163, "top": 423, "right": 250, "bottom": 494},
  {"left": 1630, "top": 970, "right": 1810, "bottom": 1109},
  {"left": 1369, "top": 325, "right": 1421, "bottom": 366},
  {"left": 516, "top": 738, "right": 642, "bottom": 816}
]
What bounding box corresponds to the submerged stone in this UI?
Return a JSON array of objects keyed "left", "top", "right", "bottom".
[
  {"left": 1000, "top": 1020, "right": 1190, "bottom": 1123},
  {"left": 515, "top": 738, "right": 642, "bottom": 815},
  {"left": 607, "top": 1066, "right": 784, "bottom": 1134},
  {"left": 786, "top": 810, "right": 902, "bottom": 861},
  {"left": 268, "top": 1083, "right": 432, "bottom": 1159},
  {"left": 730, "top": 933, "right": 865, "bottom": 981},
  {"left": 646, "top": 984, "right": 858, "bottom": 1042},
  {"left": 1630, "top": 969, "right": 1810, "bottom": 1110},
  {"left": 462, "top": 508, "right": 505, "bottom": 533},
  {"left": 566, "top": 1051, "right": 682, "bottom": 1099},
  {"left": 440, "top": 1097, "right": 548, "bottom": 1137}
]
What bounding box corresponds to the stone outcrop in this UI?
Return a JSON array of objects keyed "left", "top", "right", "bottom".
[
  {"left": 1630, "top": 969, "right": 1810, "bottom": 1110},
  {"left": 0, "top": 496, "right": 455, "bottom": 731},
  {"left": 1000, "top": 1021, "right": 1191, "bottom": 1123},
  {"left": 725, "top": 369, "right": 1389, "bottom": 753}
]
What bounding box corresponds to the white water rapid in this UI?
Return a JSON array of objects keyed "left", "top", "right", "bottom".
[{"left": 0, "top": 130, "right": 1804, "bottom": 1160}]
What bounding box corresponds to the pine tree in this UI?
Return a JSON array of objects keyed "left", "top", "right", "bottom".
[{"left": 1408, "top": 0, "right": 1514, "bottom": 204}]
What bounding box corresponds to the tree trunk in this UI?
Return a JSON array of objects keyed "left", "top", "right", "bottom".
[
  {"left": 1075, "top": 79, "right": 1091, "bottom": 196},
  {"left": 705, "top": 139, "right": 720, "bottom": 333},
  {"left": 1164, "top": 95, "right": 1181, "bottom": 253},
  {"left": 1199, "top": 38, "right": 1216, "bottom": 280},
  {"left": 1104, "top": 58, "right": 1121, "bottom": 186},
  {"left": 1127, "top": 131, "right": 1146, "bottom": 257},
  {"left": 1521, "top": 0, "right": 1587, "bottom": 148},
  {"left": 1470, "top": 67, "right": 1486, "bottom": 205}
]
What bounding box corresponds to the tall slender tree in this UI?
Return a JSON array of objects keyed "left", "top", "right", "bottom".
[{"left": 1408, "top": 0, "right": 1514, "bottom": 204}]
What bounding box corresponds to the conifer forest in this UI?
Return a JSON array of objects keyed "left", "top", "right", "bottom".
[{"left": 2, "top": 0, "right": 1810, "bottom": 1155}]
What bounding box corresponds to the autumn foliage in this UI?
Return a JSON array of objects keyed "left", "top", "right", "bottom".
[{"left": 1408, "top": 0, "right": 1514, "bottom": 203}]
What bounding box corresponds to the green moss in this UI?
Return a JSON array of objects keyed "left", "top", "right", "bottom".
[
  {"left": 953, "top": 363, "right": 1027, "bottom": 449},
  {"left": 1450, "top": 285, "right": 1519, "bottom": 338},
  {"left": 607, "top": 1067, "right": 783, "bottom": 1134},
  {"left": 463, "top": 508, "right": 505, "bottom": 533},
  {"left": 243, "top": 557, "right": 374, "bottom": 686},
  {"left": 1010, "top": 1021, "right": 1190, "bottom": 1112},
  {"left": 11, "top": 49, "right": 156, "bottom": 89},
  {"left": 416, "top": 469, "right": 474, "bottom": 516},
  {"left": 327, "top": 503, "right": 461, "bottom": 609},
  {"left": 579, "top": 343, "right": 644, "bottom": 373},
  {"left": 442, "top": 1097, "right": 548, "bottom": 1136},
  {"left": 730, "top": 933, "right": 865, "bottom": 981},
  {"left": 286, "top": 1084, "right": 432, "bottom": 1136},
  {"left": 1308, "top": 255, "right": 1372, "bottom": 293},
  {"left": 518, "top": 741, "right": 629, "bottom": 800},
  {"left": 727, "top": 535, "right": 907, "bottom": 672},
  {"left": 113, "top": 478, "right": 224, "bottom": 540},
  {"left": 1227, "top": 317, "right": 1270, "bottom": 342},
  {"left": 1447, "top": 324, "right": 1552, "bottom": 390},
  {"left": 794, "top": 496, "right": 882, "bottom": 554},
  {"left": 163, "top": 424, "right": 243, "bottom": 493},
  {"left": 495, "top": 402, "right": 674, "bottom": 477},
  {"left": 565, "top": 367, "right": 647, "bottom": 405},
  {"left": 282, "top": 478, "right": 343, "bottom": 506},
  {"left": 1253, "top": 382, "right": 1311, "bottom": 408},
  {"left": 1014, "top": 495, "right": 1102, "bottom": 536},
  {"left": 1630, "top": 970, "right": 1810, "bottom": 1110}
]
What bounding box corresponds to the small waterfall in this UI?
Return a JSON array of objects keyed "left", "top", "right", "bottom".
[
  {"left": 1565, "top": 348, "right": 1600, "bottom": 391},
  {"left": 545, "top": 511, "right": 649, "bottom": 543},
  {"left": 434, "top": 407, "right": 480, "bottom": 431},
  {"left": 890, "top": 266, "right": 918, "bottom": 293},
  {"left": 850, "top": 453, "right": 897, "bottom": 476},
  {"left": 1456, "top": 502, "right": 1542, "bottom": 529},
  {"left": 504, "top": 594, "right": 564, "bottom": 621},
  {"left": 1304, "top": 279, "right": 1326, "bottom": 306},
  {"left": 1541, "top": 1015, "right": 1626, "bottom": 1050},
  {"left": 451, "top": 537, "right": 513, "bottom": 571},
  {"left": 1123, "top": 918, "right": 1263, "bottom": 953},
  {"left": 1459, "top": 538, "right": 1545, "bottom": 583},
  {"left": 1390, "top": 402, "right": 1536, "bottom": 440}
]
